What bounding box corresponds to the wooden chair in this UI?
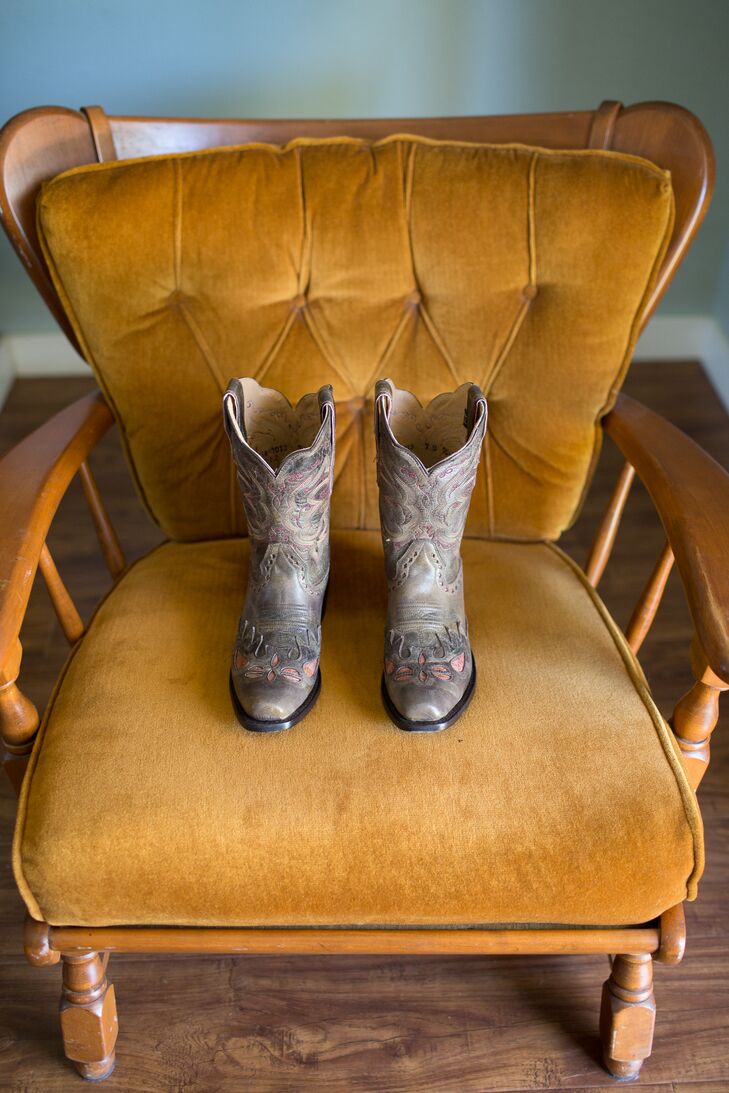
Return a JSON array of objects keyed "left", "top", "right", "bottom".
[{"left": 0, "top": 100, "right": 727, "bottom": 1084}]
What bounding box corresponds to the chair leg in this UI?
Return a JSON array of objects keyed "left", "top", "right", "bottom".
[
  {"left": 600, "top": 953, "right": 656, "bottom": 1081},
  {"left": 60, "top": 952, "right": 118, "bottom": 1081}
]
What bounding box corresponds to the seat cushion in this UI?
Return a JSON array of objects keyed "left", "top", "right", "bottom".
[
  {"left": 37, "top": 137, "right": 674, "bottom": 541},
  {"left": 14, "top": 532, "right": 701, "bottom": 928}
]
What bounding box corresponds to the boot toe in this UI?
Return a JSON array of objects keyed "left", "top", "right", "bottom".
[
  {"left": 383, "top": 668, "right": 474, "bottom": 731},
  {"left": 231, "top": 675, "right": 317, "bottom": 730},
  {"left": 394, "top": 685, "right": 459, "bottom": 724}
]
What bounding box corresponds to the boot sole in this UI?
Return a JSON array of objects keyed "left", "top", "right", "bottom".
[
  {"left": 229, "top": 669, "right": 322, "bottom": 733},
  {"left": 381, "top": 658, "right": 477, "bottom": 733}
]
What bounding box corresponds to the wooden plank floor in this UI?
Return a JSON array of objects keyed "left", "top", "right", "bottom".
[{"left": 0, "top": 362, "right": 727, "bottom": 1092}]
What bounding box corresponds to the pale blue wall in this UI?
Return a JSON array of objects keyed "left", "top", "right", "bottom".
[
  {"left": 716, "top": 234, "right": 729, "bottom": 346},
  {"left": 1, "top": 0, "right": 728, "bottom": 333}
]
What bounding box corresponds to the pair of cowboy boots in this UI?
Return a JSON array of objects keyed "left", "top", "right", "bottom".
[{"left": 223, "top": 377, "right": 487, "bottom": 734}]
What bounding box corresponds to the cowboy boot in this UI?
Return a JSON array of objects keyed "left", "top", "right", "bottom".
[
  {"left": 375, "top": 378, "right": 488, "bottom": 732},
  {"left": 223, "top": 378, "right": 335, "bottom": 732}
]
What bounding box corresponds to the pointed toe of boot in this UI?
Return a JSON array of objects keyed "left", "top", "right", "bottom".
[
  {"left": 382, "top": 660, "right": 476, "bottom": 733},
  {"left": 230, "top": 672, "right": 321, "bottom": 732}
]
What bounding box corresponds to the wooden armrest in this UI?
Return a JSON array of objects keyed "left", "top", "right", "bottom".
[
  {"left": 603, "top": 392, "right": 729, "bottom": 683},
  {"left": 0, "top": 391, "right": 114, "bottom": 672}
]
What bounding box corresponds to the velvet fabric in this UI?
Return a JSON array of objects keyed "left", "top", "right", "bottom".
[
  {"left": 14, "top": 533, "right": 701, "bottom": 928},
  {"left": 36, "top": 137, "right": 674, "bottom": 542}
]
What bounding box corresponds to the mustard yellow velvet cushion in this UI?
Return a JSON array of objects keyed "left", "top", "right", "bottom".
[
  {"left": 36, "top": 137, "right": 674, "bottom": 542},
  {"left": 14, "top": 532, "right": 700, "bottom": 928}
]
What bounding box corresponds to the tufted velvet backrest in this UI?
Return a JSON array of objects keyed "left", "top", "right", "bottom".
[{"left": 36, "top": 136, "right": 674, "bottom": 542}]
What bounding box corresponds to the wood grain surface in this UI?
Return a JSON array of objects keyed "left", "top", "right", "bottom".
[{"left": 0, "top": 360, "right": 727, "bottom": 1091}]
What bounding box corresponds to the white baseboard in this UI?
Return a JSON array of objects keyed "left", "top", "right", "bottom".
[
  {"left": 4, "top": 333, "right": 90, "bottom": 378},
  {"left": 1, "top": 317, "right": 728, "bottom": 411},
  {"left": 634, "top": 314, "right": 729, "bottom": 408}
]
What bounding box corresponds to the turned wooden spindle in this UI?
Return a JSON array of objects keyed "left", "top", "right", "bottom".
[
  {"left": 38, "top": 542, "right": 85, "bottom": 645},
  {"left": 0, "top": 639, "right": 39, "bottom": 793},
  {"left": 671, "top": 651, "right": 728, "bottom": 789},
  {"left": 585, "top": 461, "right": 635, "bottom": 587},
  {"left": 625, "top": 539, "right": 674, "bottom": 654},
  {"left": 78, "top": 461, "right": 125, "bottom": 579},
  {"left": 60, "top": 951, "right": 118, "bottom": 1081},
  {"left": 600, "top": 953, "right": 656, "bottom": 1081}
]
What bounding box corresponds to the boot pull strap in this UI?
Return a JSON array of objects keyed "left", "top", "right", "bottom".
[
  {"left": 317, "top": 384, "right": 335, "bottom": 416},
  {"left": 373, "top": 381, "right": 393, "bottom": 459},
  {"left": 463, "top": 384, "right": 487, "bottom": 437},
  {"left": 374, "top": 379, "right": 393, "bottom": 416},
  {"left": 223, "top": 390, "right": 245, "bottom": 446}
]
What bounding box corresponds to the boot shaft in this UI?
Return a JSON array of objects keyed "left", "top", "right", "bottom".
[
  {"left": 374, "top": 379, "right": 488, "bottom": 570},
  {"left": 224, "top": 378, "right": 335, "bottom": 550}
]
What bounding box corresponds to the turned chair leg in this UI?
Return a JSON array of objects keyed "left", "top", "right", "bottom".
[
  {"left": 600, "top": 953, "right": 655, "bottom": 1082},
  {"left": 60, "top": 952, "right": 118, "bottom": 1081}
]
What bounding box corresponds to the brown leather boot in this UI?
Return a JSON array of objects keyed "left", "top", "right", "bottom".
[
  {"left": 375, "top": 379, "right": 487, "bottom": 732},
  {"left": 223, "top": 378, "right": 335, "bottom": 731}
]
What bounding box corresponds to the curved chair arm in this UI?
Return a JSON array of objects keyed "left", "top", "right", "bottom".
[
  {"left": 603, "top": 392, "right": 729, "bottom": 684},
  {"left": 0, "top": 391, "right": 114, "bottom": 674}
]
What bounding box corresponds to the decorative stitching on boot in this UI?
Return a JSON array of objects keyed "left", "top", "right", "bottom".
[{"left": 384, "top": 626, "right": 469, "bottom": 685}]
